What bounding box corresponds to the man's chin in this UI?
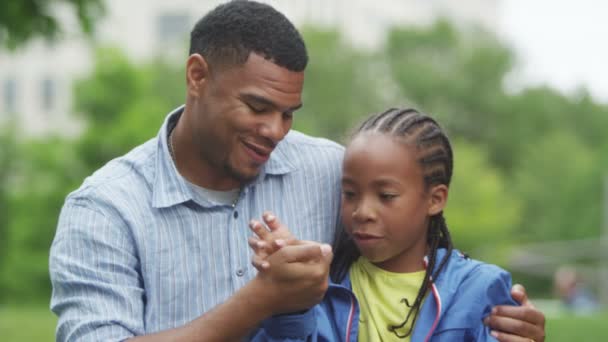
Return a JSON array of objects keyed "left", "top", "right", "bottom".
[{"left": 225, "top": 164, "right": 261, "bottom": 185}]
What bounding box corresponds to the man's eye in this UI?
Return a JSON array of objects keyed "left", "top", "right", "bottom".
[{"left": 247, "top": 103, "right": 265, "bottom": 113}]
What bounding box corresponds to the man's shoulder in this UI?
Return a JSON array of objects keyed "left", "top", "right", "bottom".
[
  {"left": 67, "top": 138, "right": 158, "bottom": 205},
  {"left": 278, "top": 130, "right": 344, "bottom": 163},
  {"left": 283, "top": 130, "right": 344, "bottom": 150}
]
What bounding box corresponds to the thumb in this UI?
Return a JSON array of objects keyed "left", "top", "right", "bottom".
[
  {"left": 320, "top": 244, "right": 333, "bottom": 264},
  {"left": 281, "top": 243, "right": 332, "bottom": 263},
  {"left": 511, "top": 283, "right": 533, "bottom": 306}
]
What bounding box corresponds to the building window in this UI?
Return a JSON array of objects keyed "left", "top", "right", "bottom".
[
  {"left": 41, "top": 78, "right": 56, "bottom": 112},
  {"left": 2, "top": 78, "right": 17, "bottom": 115},
  {"left": 157, "top": 13, "right": 190, "bottom": 44}
]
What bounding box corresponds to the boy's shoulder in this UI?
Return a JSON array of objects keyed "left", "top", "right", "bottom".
[
  {"left": 436, "top": 249, "right": 517, "bottom": 307},
  {"left": 438, "top": 249, "right": 507, "bottom": 275}
]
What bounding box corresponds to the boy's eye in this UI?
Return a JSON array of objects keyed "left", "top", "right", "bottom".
[
  {"left": 379, "top": 193, "right": 397, "bottom": 200},
  {"left": 342, "top": 190, "right": 356, "bottom": 199}
]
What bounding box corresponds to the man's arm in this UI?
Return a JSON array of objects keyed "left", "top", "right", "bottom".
[
  {"left": 129, "top": 244, "right": 333, "bottom": 342},
  {"left": 51, "top": 200, "right": 332, "bottom": 342},
  {"left": 485, "top": 284, "right": 546, "bottom": 342},
  {"left": 50, "top": 200, "right": 146, "bottom": 341}
]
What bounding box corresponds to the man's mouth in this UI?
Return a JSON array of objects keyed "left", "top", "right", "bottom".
[{"left": 242, "top": 140, "right": 273, "bottom": 164}]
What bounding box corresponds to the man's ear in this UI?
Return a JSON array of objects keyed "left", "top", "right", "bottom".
[
  {"left": 186, "top": 53, "right": 209, "bottom": 98},
  {"left": 428, "top": 184, "right": 448, "bottom": 216}
]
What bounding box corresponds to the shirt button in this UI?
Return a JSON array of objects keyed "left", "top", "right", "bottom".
[
  {"left": 233, "top": 211, "right": 238, "bottom": 219},
  {"left": 236, "top": 269, "right": 245, "bottom": 277}
]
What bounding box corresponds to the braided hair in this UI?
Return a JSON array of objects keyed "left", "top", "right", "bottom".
[{"left": 330, "top": 107, "right": 455, "bottom": 338}]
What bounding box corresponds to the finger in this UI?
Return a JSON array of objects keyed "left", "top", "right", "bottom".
[
  {"left": 490, "top": 330, "right": 534, "bottom": 342},
  {"left": 249, "top": 219, "right": 271, "bottom": 241},
  {"left": 277, "top": 243, "right": 332, "bottom": 263},
  {"left": 262, "top": 211, "right": 281, "bottom": 232},
  {"left": 484, "top": 313, "right": 542, "bottom": 341},
  {"left": 263, "top": 211, "right": 296, "bottom": 242},
  {"left": 251, "top": 255, "right": 270, "bottom": 271},
  {"left": 248, "top": 237, "right": 269, "bottom": 256},
  {"left": 491, "top": 304, "right": 545, "bottom": 326},
  {"left": 511, "top": 284, "right": 532, "bottom": 306}
]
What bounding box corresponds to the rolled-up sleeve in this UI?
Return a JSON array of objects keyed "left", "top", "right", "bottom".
[{"left": 50, "top": 198, "right": 144, "bottom": 342}]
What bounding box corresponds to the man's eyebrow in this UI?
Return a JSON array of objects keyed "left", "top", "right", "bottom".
[{"left": 240, "top": 93, "right": 303, "bottom": 112}]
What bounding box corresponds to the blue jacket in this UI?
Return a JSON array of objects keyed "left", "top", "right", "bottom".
[{"left": 251, "top": 249, "right": 518, "bottom": 341}]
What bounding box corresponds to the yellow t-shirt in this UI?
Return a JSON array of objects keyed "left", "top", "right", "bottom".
[{"left": 350, "top": 257, "right": 426, "bottom": 342}]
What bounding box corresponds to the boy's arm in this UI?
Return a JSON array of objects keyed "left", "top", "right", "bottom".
[
  {"left": 484, "top": 284, "right": 545, "bottom": 342},
  {"left": 250, "top": 309, "right": 318, "bottom": 341},
  {"left": 461, "top": 265, "right": 544, "bottom": 342}
]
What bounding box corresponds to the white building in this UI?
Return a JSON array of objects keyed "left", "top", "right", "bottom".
[{"left": 0, "top": 0, "right": 499, "bottom": 137}]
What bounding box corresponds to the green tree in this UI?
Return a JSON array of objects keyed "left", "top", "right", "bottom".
[
  {"left": 0, "top": 0, "right": 104, "bottom": 49},
  {"left": 74, "top": 48, "right": 185, "bottom": 171},
  {"left": 446, "top": 140, "right": 521, "bottom": 255},
  {"left": 513, "top": 132, "right": 603, "bottom": 242},
  {"left": 384, "top": 21, "right": 513, "bottom": 151},
  {"left": 1, "top": 138, "right": 83, "bottom": 303},
  {"left": 0, "top": 126, "right": 17, "bottom": 275},
  {"left": 296, "top": 28, "right": 390, "bottom": 142}
]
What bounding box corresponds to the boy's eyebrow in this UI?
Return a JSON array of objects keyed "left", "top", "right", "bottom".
[
  {"left": 240, "top": 93, "right": 303, "bottom": 112},
  {"left": 341, "top": 177, "right": 401, "bottom": 187}
]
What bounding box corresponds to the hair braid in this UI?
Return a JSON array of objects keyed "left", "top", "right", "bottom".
[{"left": 331, "top": 107, "right": 456, "bottom": 339}]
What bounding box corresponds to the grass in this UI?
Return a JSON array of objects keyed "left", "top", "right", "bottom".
[
  {"left": 0, "top": 306, "right": 56, "bottom": 341},
  {"left": 545, "top": 311, "right": 607, "bottom": 341},
  {"left": 0, "top": 305, "right": 606, "bottom": 341}
]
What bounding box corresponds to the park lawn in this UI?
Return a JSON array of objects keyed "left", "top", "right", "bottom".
[
  {"left": 0, "top": 306, "right": 606, "bottom": 341},
  {"left": 0, "top": 306, "right": 56, "bottom": 341}
]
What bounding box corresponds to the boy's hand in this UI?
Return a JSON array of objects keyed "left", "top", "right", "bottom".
[{"left": 248, "top": 211, "right": 296, "bottom": 270}]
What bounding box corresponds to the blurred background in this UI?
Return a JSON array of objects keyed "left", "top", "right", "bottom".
[{"left": 1, "top": 0, "right": 607, "bottom": 340}]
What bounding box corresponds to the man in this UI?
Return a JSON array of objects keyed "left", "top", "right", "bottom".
[{"left": 50, "top": 1, "right": 545, "bottom": 341}]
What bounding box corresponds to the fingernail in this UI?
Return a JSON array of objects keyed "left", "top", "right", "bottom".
[
  {"left": 491, "top": 307, "right": 497, "bottom": 315},
  {"left": 262, "top": 262, "right": 269, "bottom": 269},
  {"left": 275, "top": 239, "right": 285, "bottom": 247},
  {"left": 266, "top": 214, "right": 275, "bottom": 222},
  {"left": 320, "top": 244, "right": 332, "bottom": 256},
  {"left": 490, "top": 330, "right": 498, "bottom": 338},
  {"left": 256, "top": 241, "right": 266, "bottom": 248}
]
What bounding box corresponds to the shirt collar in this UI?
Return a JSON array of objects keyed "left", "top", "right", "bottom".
[
  {"left": 152, "top": 105, "right": 193, "bottom": 208},
  {"left": 151, "top": 105, "right": 297, "bottom": 208}
]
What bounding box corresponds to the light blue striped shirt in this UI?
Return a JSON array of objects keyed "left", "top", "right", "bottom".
[{"left": 49, "top": 106, "right": 344, "bottom": 341}]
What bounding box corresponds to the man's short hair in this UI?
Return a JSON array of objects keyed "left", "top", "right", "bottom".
[{"left": 190, "top": 0, "right": 308, "bottom": 72}]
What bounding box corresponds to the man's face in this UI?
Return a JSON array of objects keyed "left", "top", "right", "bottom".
[{"left": 190, "top": 53, "right": 304, "bottom": 189}]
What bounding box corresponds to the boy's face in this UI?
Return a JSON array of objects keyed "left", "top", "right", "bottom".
[{"left": 341, "top": 133, "right": 433, "bottom": 273}]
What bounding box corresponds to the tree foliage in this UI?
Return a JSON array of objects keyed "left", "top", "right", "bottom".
[
  {"left": 0, "top": 0, "right": 104, "bottom": 49},
  {"left": 2, "top": 22, "right": 608, "bottom": 302}
]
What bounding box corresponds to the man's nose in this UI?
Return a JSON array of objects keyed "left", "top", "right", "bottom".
[{"left": 259, "top": 112, "right": 290, "bottom": 143}]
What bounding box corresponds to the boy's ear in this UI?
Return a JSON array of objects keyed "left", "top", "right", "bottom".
[{"left": 428, "top": 184, "right": 448, "bottom": 216}]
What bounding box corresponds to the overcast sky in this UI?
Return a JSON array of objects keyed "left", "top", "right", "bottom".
[{"left": 499, "top": 0, "right": 608, "bottom": 103}]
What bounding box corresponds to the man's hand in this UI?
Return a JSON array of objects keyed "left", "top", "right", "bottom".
[
  {"left": 484, "top": 284, "right": 546, "bottom": 342},
  {"left": 253, "top": 241, "right": 333, "bottom": 314},
  {"left": 247, "top": 211, "right": 333, "bottom": 314}
]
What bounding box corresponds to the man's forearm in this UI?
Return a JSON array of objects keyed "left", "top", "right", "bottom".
[{"left": 128, "top": 279, "right": 272, "bottom": 342}]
